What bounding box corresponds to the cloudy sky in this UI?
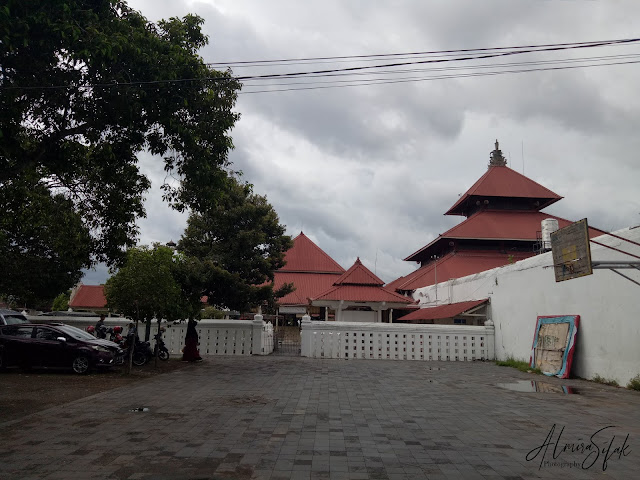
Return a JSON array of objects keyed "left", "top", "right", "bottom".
[{"left": 83, "top": 0, "right": 640, "bottom": 285}]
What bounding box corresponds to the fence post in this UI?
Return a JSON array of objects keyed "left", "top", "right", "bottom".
[
  {"left": 300, "top": 314, "right": 311, "bottom": 357},
  {"left": 252, "top": 314, "right": 264, "bottom": 355},
  {"left": 484, "top": 319, "right": 495, "bottom": 360}
]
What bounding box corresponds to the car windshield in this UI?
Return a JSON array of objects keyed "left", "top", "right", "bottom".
[
  {"left": 4, "top": 315, "right": 28, "bottom": 325},
  {"left": 56, "top": 324, "right": 97, "bottom": 341}
]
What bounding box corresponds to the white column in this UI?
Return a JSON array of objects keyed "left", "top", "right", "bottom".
[
  {"left": 252, "top": 314, "right": 264, "bottom": 355},
  {"left": 484, "top": 319, "right": 495, "bottom": 360},
  {"left": 300, "top": 314, "right": 312, "bottom": 357}
]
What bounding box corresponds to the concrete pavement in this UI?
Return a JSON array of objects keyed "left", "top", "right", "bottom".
[{"left": 1, "top": 356, "right": 639, "bottom": 479}]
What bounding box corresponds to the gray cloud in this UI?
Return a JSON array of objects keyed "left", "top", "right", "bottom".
[{"left": 105, "top": 0, "right": 640, "bottom": 287}]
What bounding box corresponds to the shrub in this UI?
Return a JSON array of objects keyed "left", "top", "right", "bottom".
[
  {"left": 592, "top": 374, "right": 619, "bottom": 387},
  {"left": 626, "top": 375, "right": 640, "bottom": 391}
]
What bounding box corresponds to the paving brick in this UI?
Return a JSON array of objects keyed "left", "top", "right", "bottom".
[{"left": 1, "top": 357, "right": 639, "bottom": 480}]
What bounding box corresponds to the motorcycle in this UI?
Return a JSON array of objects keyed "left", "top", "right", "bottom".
[
  {"left": 153, "top": 329, "right": 170, "bottom": 361},
  {"left": 124, "top": 336, "right": 153, "bottom": 366}
]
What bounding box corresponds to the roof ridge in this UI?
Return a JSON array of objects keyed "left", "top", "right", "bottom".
[{"left": 334, "top": 258, "right": 384, "bottom": 286}]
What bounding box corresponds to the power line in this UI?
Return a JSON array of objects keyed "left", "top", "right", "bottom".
[
  {"left": 2, "top": 38, "right": 639, "bottom": 92},
  {"left": 233, "top": 38, "right": 640, "bottom": 81},
  {"left": 240, "top": 52, "right": 640, "bottom": 85},
  {"left": 206, "top": 38, "right": 638, "bottom": 66},
  {"left": 239, "top": 58, "right": 640, "bottom": 94}
]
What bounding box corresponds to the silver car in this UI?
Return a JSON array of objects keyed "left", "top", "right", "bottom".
[{"left": 0, "top": 309, "right": 29, "bottom": 326}]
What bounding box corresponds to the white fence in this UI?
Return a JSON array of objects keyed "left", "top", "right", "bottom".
[
  {"left": 27, "top": 315, "right": 274, "bottom": 356},
  {"left": 164, "top": 318, "right": 273, "bottom": 356},
  {"left": 300, "top": 317, "right": 495, "bottom": 361}
]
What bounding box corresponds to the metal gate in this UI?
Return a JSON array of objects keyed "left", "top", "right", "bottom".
[{"left": 271, "top": 326, "right": 301, "bottom": 356}]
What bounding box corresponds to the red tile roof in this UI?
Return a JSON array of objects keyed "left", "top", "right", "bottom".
[
  {"left": 397, "top": 299, "right": 489, "bottom": 322},
  {"left": 69, "top": 285, "right": 106, "bottom": 309},
  {"left": 404, "top": 211, "right": 607, "bottom": 262},
  {"left": 273, "top": 232, "right": 345, "bottom": 306},
  {"left": 280, "top": 232, "right": 345, "bottom": 273},
  {"left": 312, "top": 259, "right": 413, "bottom": 304},
  {"left": 333, "top": 258, "right": 384, "bottom": 286},
  {"left": 312, "top": 285, "right": 414, "bottom": 303},
  {"left": 446, "top": 165, "right": 562, "bottom": 216},
  {"left": 274, "top": 272, "right": 343, "bottom": 305},
  {"left": 388, "top": 250, "right": 531, "bottom": 292}
]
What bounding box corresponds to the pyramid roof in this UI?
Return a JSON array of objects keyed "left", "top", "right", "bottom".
[
  {"left": 279, "top": 232, "right": 345, "bottom": 273},
  {"left": 333, "top": 257, "right": 384, "bottom": 286},
  {"left": 312, "top": 259, "right": 412, "bottom": 304},
  {"left": 445, "top": 165, "right": 562, "bottom": 216}
]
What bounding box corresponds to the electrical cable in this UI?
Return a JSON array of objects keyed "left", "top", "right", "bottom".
[{"left": 2, "top": 37, "right": 638, "bottom": 92}]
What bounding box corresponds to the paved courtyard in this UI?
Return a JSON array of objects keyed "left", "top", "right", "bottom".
[{"left": 1, "top": 356, "right": 639, "bottom": 480}]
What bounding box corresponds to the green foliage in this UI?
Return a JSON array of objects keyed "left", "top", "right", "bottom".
[
  {"left": 496, "top": 357, "right": 542, "bottom": 374},
  {"left": 179, "top": 177, "right": 293, "bottom": 312},
  {"left": 0, "top": 180, "right": 92, "bottom": 308},
  {"left": 51, "top": 291, "right": 71, "bottom": 311},
  {"left": 104, "top": 245, "right": 182, "bottom": 324},
  {"left": 592, "top": 374, "right": 619, "bottom": 387},
  {"left": 1, "top": 0, "right": 241, "bottom": 304},
  {"left": 201, "top": 306, "right": 226, "bottom": 319},
  {"left": 627, "top": 375, "right": 640, "bottom": 391}
]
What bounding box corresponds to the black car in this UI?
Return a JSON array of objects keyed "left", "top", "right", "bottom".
[{"left": 0, "top": 323, "right": 123, "bottom": 374}]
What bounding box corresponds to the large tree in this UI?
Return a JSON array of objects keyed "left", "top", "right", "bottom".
[
  {"left": 1, "top": 0, "right": 241, "bottom": 304},
  {"left": 178, "top": 178, "right": 293, "bottom": 312}
]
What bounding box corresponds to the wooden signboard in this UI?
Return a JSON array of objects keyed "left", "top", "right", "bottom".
[
  {"left": 530, "top": 315, "right": 580, "bottom": 378},
  {"left": 550, "top": 218, "right": 593, "bottom": 282}
]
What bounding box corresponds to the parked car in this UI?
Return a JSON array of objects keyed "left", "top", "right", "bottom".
[
  {"left": 0, "top": 323, "right": 123, "bottom": 374},
  {"left": 0, "top": 309, "right": 29, "bottom": 326}
]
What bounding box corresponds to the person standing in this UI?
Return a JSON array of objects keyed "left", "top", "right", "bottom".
[
  {"left": 95, "top": 314, "right": 107, "bottom": 339},
  {"left": 182, "top": 319, "right": 202, "bottom": 362}
]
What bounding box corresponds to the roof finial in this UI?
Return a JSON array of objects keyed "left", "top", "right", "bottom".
[{"left": 489, "top": 139, "right": 507, "bottom": 167}]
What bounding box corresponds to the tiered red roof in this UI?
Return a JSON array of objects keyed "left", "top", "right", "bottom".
[
  {"left": 387, "top": 141, "right": 606, "bottom": 294},
  {"left": 404, "top": 211, "right": 607, "bottom": 263},
  {"left": 388, "top": 250, "right": 531, "bottom": 292},
  {"left": 273, "top": 232, "right": 345, "bottom": 306},
  {"left": 312, "top": 258, "right": 413, "bottom": 304},
  {"left": 69, "top": 285, "right": 106, "bottom": 309}
]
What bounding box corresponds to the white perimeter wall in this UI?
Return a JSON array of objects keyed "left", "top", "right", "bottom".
[
  {"left": 341, "top": 310, "right": 377, "bottom": 323},
  {"left": 413, "top": 227, "right": 640, "bottom": 385}
]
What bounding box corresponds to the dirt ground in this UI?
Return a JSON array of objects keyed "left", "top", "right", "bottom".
[{"left": 0, "top": 359, "right": 191, "bottom": 423}]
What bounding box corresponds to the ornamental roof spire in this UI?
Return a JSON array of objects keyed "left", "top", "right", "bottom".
[{"left": 488, "top": 139, "right": 507, "bottom": 167}]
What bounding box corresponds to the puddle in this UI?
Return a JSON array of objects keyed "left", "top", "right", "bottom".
[
  {"left": 497, "top": 380, "right": 580, "bottom": 394},
  {"left": 130, "top": 407, "right": 150, "bottom": 412}
]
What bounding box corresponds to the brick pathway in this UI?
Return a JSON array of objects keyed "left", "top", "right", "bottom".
[{"left": 1, "top": 357, "right": 639, "bottom": 479}]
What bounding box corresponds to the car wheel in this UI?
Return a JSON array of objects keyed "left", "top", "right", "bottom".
[
  {"left": 72, "top": 355, "right": 91, "bottom": 374},
  {"left": 132, "top": 352, "right": 147, "bottom": 366},
  {"left": 0, "top": 352, "right": 5, "bottom": 370},
  {"left": 158, "top": 350, "right": 170, "bottom": 361}
]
